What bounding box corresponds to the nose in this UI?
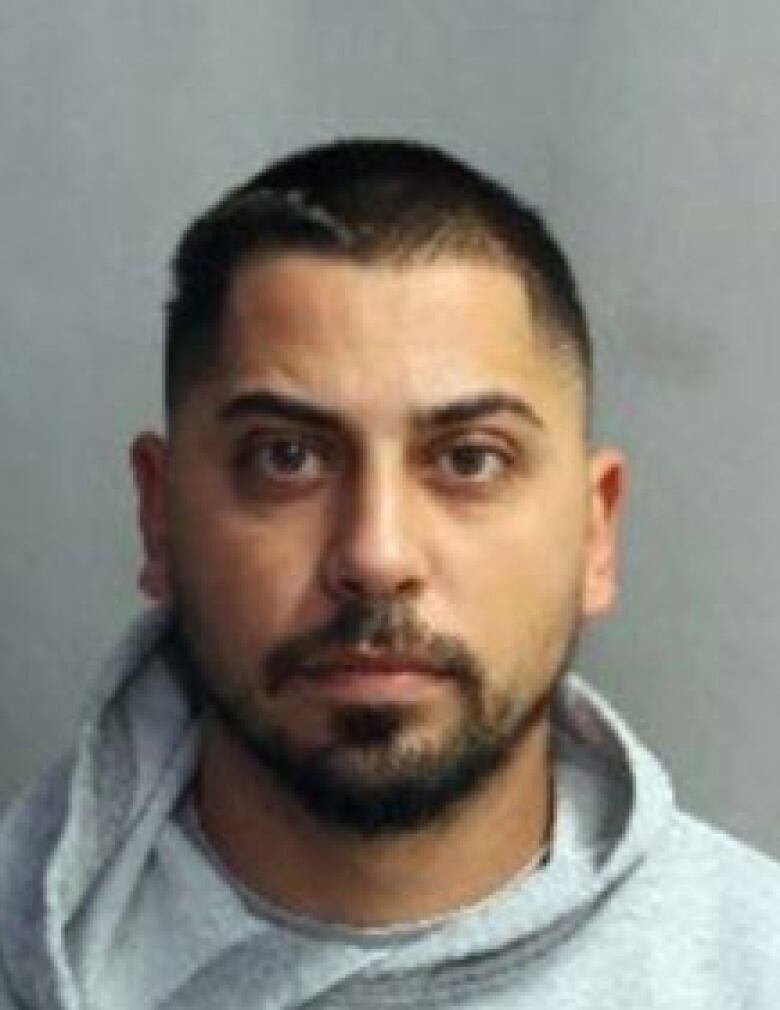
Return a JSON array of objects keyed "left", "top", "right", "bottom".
[{"left": 319, "top": 457, "right": 426, "bottom": 602}]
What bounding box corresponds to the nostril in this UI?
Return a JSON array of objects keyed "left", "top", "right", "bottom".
[
  {"left": 339, "top": 575, "right": 365, "bottom": 598},
  {"left": 321, "top": 554, "right": 424, "bottom": 605}
]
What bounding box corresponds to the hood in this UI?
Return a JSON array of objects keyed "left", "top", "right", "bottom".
[{"left": 0, "top": 610, "right": 674, "bottom": 1009}]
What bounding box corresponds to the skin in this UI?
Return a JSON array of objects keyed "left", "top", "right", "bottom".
[{"left": 132, "top": 253, "right": 624, "bottom": 925}]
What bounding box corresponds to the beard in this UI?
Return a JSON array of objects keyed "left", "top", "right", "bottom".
[{"left": 167, "top": 595, "right": 579, "bottom": 837}]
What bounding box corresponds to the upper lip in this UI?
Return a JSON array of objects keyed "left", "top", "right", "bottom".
[{"left": 296, "top": 651, "right": 444, "bottom": 678}]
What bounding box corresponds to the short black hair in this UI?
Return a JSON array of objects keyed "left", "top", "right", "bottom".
[{"left": 165, "top": 138, "right": 591, "bottom": 417}]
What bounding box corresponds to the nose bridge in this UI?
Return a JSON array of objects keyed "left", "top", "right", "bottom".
[{"left": 322, "top": 444, "right": 424, "bottom": 598}]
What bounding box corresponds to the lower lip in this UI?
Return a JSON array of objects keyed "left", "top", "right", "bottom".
[{"left": 293, "top": 669, "right": 447, "bottom": 703}]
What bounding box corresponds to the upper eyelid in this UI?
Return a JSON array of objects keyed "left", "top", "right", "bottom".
[
  {"left": 232, "top": 431, "right": 344, "bottom": 481},
  {"left": 231, "top": 425, "right": 525, "bottom": 460},
  {"left": 423, "top": 429, "right": 524, "bottom": 459},
  {"left": 429, "top": 443, "right": 518, "bottom": 478},
  {"left": 234, "top": 426, "right": 339, "bottom": 452}
]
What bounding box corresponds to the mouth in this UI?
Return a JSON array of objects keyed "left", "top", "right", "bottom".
[{"left": 285, "top": 651, "right": 451, "bottom": 703}]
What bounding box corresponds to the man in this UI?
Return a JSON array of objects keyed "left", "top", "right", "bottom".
[{"left": 0, "top": 139, "right": 778, "bottom": 1009}]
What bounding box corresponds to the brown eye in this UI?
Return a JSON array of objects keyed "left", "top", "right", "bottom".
[
  {"left": 236, "top": 434, "right": 328, "bottom": 483},
  {"left": 266, "top": 438, "right": 311, "bottom": 474},
  {"left": 438, "top": 443, "right": 511, "bottom": 482}
]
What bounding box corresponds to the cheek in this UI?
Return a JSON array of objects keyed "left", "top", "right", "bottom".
[
  {"left": 445, "top": 489, "right": 586, "bottom": 676},
  {"left": 166, "top": 487, "right": 326, "bottom": 661},
  {"left": 454, "top": 494, "right": 585, "bottom": 606}
]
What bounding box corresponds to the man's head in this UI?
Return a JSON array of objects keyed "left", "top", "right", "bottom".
[
  {"left": 164, "top": 138, "right": 591, "bottom": 419},
  {"left": 132, "top": 138, "right": 623, "bottom": 836}
]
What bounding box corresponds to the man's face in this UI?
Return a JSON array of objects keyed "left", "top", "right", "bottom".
[{"left": 133, "top": 253, "right": 622, "bottom": 833}]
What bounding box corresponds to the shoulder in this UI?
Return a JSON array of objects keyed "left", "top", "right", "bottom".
[
  {"left": 0, "top": 758, "right": 73, "bottom": 1007},
  {"left": 628, "top": 808, "right": 780, "bottom": 997},
  {"left": 0, "top": 964, "right": 21, "bottom": 1010},
  {"left": 660, "top": 808, "right": 780, "bottom": 903},
  {"left": 0, "top": 754, "right": 72, "bottom": 870}
]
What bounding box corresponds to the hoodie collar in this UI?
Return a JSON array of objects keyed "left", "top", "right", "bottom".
[{"left": 0, "top": 609, "right": 674, "bottom": 1007}]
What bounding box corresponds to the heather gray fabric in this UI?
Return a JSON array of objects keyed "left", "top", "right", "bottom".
[{"left": 1, "top": 609, "right": 779, "bottom": 1009}]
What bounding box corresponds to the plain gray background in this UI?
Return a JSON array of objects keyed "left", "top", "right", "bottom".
[{"left": 1, "top": 1, "right": 779, "bottom": 859}]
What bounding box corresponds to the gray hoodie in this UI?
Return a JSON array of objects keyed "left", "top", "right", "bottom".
[{"left": 1, "top": 609, "right": 779, "bottom": 1009}]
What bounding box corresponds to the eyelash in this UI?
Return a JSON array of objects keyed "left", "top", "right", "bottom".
[
  {"left": 233, "top": 433, "right": 337, "bottom": 483},
  {"left": 424, "top": 441, "right": 517, "bottom": 485},
  {"left": 232, "top": 431, "right": 520, "bottom": 492}
]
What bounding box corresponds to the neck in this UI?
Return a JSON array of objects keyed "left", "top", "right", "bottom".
[{"left": 195, "top": 712, "right": 552, "bottom": 927}]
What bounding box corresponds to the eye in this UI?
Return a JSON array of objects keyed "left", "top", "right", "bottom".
[
  {"left": 435, "top": 442, "right": 514, "bottom": 483},
  {"left": 235, "top": 433, "right": 332, "bottom": 484}
]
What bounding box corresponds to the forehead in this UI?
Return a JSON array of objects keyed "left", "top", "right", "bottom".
[{"left": 202, "top": 253, "right": 583, "bottom": 430}]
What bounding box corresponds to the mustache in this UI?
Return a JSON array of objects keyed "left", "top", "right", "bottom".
[{"left": 264, "top": 597, "right": 484, "bottom": 695}]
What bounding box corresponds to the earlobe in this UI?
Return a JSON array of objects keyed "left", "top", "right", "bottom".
[
  {"left": 582, "top": 448, "right": 626, "bottom": 618},
  {"left": 130, "top": 432, "right": 171, "bottom": 602}
]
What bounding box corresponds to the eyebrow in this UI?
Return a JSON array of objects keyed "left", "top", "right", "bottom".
[
  {"left": 219, "top": 391, "right": 344, "bottom": 431},
  {"left": 218, "top": 388, "right": 544, "bottom": 432},
  {"left": 418, "top": 392, "right": 543, "bottom": 430}
]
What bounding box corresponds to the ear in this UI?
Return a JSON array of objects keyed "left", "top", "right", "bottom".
[
  {"left": 582, "top": 447, "right": 626, "bottom": 618},
  {"left": 130, "top": 432, "right": 171, "bottom": 602}
]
